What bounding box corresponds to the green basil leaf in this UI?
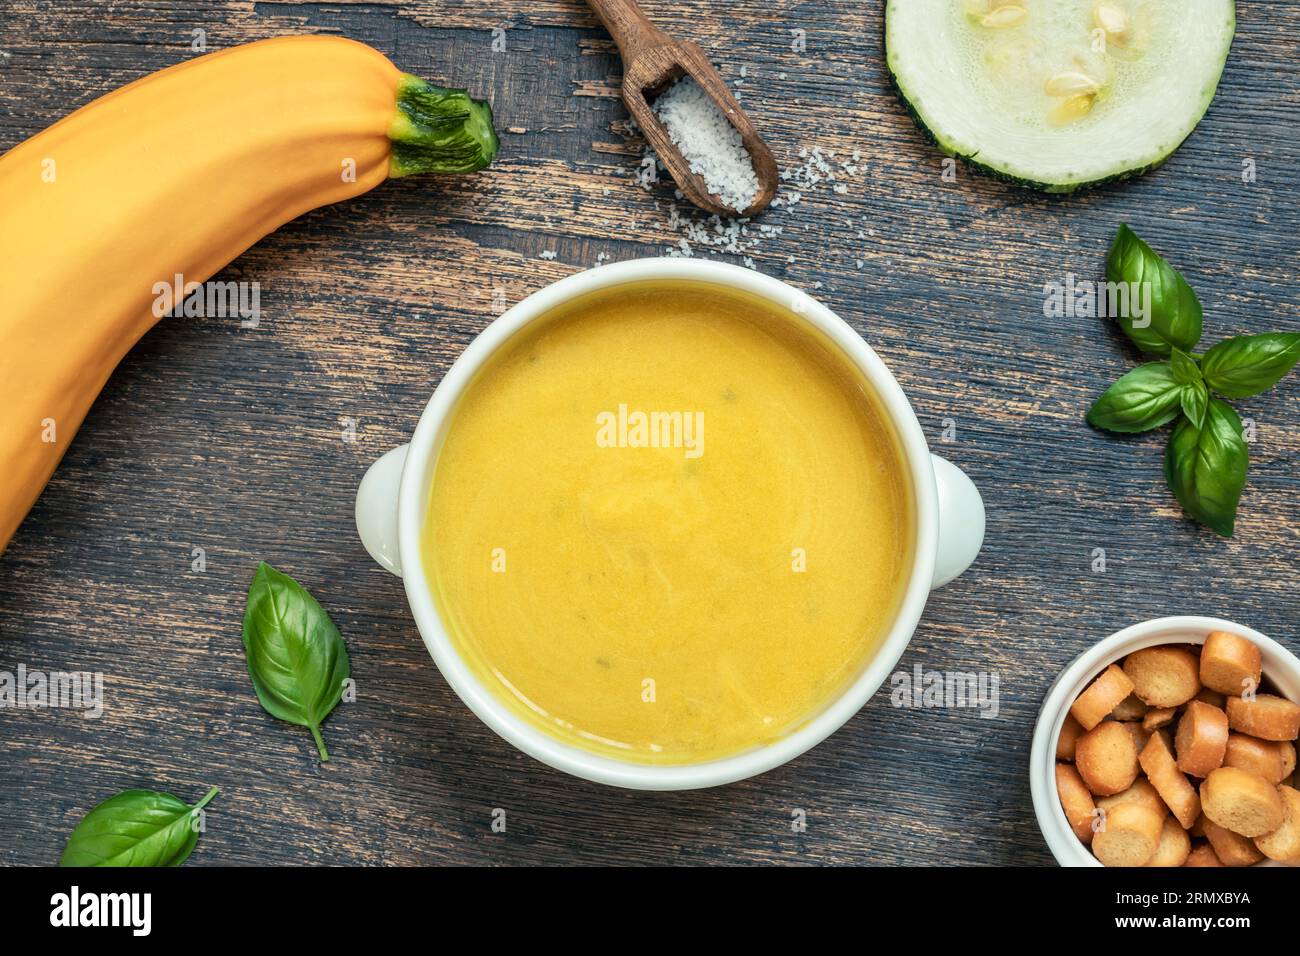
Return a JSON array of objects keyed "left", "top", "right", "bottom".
[
  {"left": 1201, "top": 333, "right": 1300, "bottom": 399},
  {"left": 1170, "top": 348, "right": 1202, "bottom": 386},
  {"left": 1164, "top": 398, "right": 1249, "bottom": 538},
  {"left": 60, "top": 787, "right": 218, "bottom": 867},
  {"left": 242, "top": 562, "right": 350, "bottom": 761},
  {"left": 1106, "top": 224, "right": 1203, "bottom": 357},
  {"left": 1180, "top": 381, "right": 1208, "bottom": 430},
  {"left": 1086, "top": 362, "right": 1184, "bottom": 433}
]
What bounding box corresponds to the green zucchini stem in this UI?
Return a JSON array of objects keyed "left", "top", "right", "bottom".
[{"left": 389, "top": 75, "right": 500, "bottom": 177}]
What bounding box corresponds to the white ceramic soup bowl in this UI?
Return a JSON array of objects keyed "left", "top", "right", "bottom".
[
  {"left": 355, "top": 258, "right": 985, "bottom": 790},
  {"left": 1030, "top": 616, "right": 1300, "bottom": 866}
]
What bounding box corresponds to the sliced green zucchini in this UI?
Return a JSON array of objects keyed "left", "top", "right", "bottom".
[{"left": 885, "top": 0, "right": 1236, "bottom": 192}]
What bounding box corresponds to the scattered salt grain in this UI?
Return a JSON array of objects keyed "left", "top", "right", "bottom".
[
  {"left": 628, "top": 116, "right": 868, "bottom": 270},
  {"left": 772, "top": 146, "right": 844, "bottom": 211},
  {"left": 653, "top": 76, "right": 760, "bottom": 213}
]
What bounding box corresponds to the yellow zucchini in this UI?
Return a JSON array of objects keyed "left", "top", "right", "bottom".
[{"left": 0, "top": 35, "right": 497, "bottom": 552}]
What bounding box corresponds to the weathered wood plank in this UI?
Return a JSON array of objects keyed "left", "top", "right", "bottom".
[{"left": 0, "top": 0, "right": 1295, "bottom": 866}]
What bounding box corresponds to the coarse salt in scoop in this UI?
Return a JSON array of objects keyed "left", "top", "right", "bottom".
[{"left": 653, "top": 76, "right": 760, "bottom": 214}]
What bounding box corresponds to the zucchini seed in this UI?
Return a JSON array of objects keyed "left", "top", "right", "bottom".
[
  {"left": 1093, "top": 3, "right": 1130, "bottom": 42},
  {"left": 980, "top": 5, "right": 1027, "bottom": 28},
  {"left": 1045, "top": 71, "right": 1101, "bottom": 97},
  {"left": 1048, "top": 92, "right": 1096, "bottom": 125}
]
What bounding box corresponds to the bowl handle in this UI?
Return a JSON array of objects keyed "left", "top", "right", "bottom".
[
  {"left": 931, "top": 454, "right": 984, "bottom": 588},
  {"left": 355, "top": 444, "right": 408, "bottom": 578}
]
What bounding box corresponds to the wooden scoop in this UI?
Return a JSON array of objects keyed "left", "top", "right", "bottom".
[{"left": 586, "top": 0, "right": 778, "bottom": 218}]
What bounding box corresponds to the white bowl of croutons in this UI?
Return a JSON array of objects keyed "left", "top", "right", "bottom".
[{"left": 1031, "top": 617, "right": 1300, "bottom": 867}]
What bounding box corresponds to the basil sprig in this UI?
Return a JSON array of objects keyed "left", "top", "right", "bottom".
[
  {"left": 242, "top": 563, "right": 350, "bottom": 761},
  {"left": 1088, "top": 225, "right": 1300, "bottom": 537},
  {"left": 1201, "top": 333, "right": 1300, "bottom": 398},
  {"left": 1086, "top": 363, "right": 1183, "bottom": 432},
  {"left": 1171, "top": 349, "right": 1209, "bottom": 429},
  {"left": 1164, "top": 400, "right": 1249, "bottom": 538},
  {"left": 1106, "top": 224, "right": 1203, "bottom": 357},
  {"left": 60, "top": 786, "right": 218, "bottom": 867}
]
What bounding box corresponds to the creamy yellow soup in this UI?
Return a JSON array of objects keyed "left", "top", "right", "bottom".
[{"left": 423, "top": 281, "right": 914, "bottom": 763}]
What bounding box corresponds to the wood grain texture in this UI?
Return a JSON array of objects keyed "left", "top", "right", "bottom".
[{"left": 0, "top": 0, "right": 1296, "bottom": 866}]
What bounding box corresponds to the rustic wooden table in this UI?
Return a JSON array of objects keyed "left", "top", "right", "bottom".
[{"left": 0, "top": 0, "right": 1295, "bottom": 866}]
